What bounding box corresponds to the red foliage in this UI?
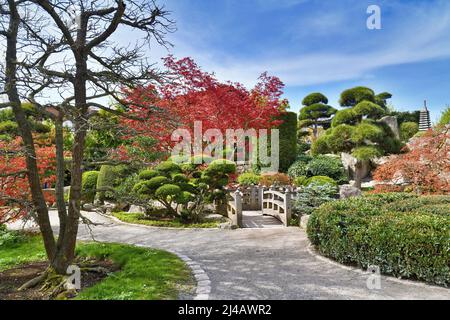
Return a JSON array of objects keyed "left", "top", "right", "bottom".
[
  {"left": 120, "top": 56, "right": 286, "bottom": 158},
  {"left": 0, "top": 137, "right": 57, "bottom": 223},
  {"left": 373, "top": 127, "right": 450, "bottom": 194}
]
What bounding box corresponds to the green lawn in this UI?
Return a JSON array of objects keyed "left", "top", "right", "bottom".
[
  {"left": 113, "top": 212, "right": 224, "bottom": 228},
  {"left": 0, "top": 232, "right": 194, "bottom": 300}
]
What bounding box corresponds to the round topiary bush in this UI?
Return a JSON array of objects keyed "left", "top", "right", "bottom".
[
  {"left": 81, "top": 171, "right": 99, "bottom": 203},
  {"left": 139, "top": 169, "right": 159, "bottom": 180},
  {"left": 307, "top": 193, "right": 450, "bottom": 286},
  {"left": 306, "top": 176, "right": 337, "bottom": 187}
]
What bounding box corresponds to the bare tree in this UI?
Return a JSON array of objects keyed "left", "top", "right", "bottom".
[{"left": 1, "top": 0, "right": 173, "bottom": 278}]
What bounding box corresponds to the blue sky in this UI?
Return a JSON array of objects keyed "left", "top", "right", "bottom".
[{"left": 141, "top": 0, "right": 450, "bottom": 122}]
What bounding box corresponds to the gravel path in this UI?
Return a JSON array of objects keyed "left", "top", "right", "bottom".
[{"left": 11, "top": 211, "right": 450, "bottom": 300}]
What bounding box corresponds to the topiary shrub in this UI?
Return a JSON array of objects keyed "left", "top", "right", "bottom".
[
  {"left": 96, "top": 165, "right": 135, "bottom": 202},
  {"left": 306, "top": 155, "right": 347, "bottom": 184},
  {"left": 306, "top": 176, "right": 337, "bottom": 187},
  {"left": 81, "top": 171, "right": 99, "bottom": 203},
  {"left": 307, "top": 193, "right": 450, "bottom": 286},
  {"left": 138, "top": 169, "right": 159, "bottom": 180},
  {"left": 238, "top": 172, "right": 261, "bottom": 186},
  {"left": 96, "top": 165, "right": 116, "bottom": 201}
]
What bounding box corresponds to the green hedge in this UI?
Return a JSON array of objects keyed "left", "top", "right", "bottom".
[
  {"left": 277, "top": 112, "right": 298, "bottom": 172},
  {"left": 81, "top": 171, "right": 99, "bottom": 203},
  {"left": 307, "top": 193, "right": 450, "bottom": 286}
]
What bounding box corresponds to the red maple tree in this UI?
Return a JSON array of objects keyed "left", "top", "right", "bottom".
[
  {"left": 0, "top": 137, "right": 57, "bottom": 223},
  {"left": 373, "top": 127, "right": 450, "bottom": 194},
  {"left": 120, "top": 56, "right": 286, "bottom": 158}
]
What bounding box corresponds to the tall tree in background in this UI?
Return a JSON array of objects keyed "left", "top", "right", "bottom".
[
  {"left": 298, "top": 92, "right": 336, "bottom": 140},
  {"left": 122, "top": 56, "right": 285, "bottom": 156},
  {"left": 312, "top": 87, "right": 401, "bottom": 189},
  {"left": 1, "top": 0, "right": 173, "bottom": 277}
]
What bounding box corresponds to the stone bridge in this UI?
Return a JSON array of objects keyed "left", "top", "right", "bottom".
[{"left": 226, "top": 186, "right": 297, "bottom": 228}]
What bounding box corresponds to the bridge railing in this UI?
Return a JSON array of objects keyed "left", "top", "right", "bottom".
[
  {"left": 226, "top": 185, "right": 297, "bottom": 227},
  {"left": 226, "top": 190, "right": 243, "bottom": 227}
]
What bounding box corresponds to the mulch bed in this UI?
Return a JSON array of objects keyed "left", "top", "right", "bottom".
[{"left": 0, "top": 260, "right": 119, "bottom": 300}]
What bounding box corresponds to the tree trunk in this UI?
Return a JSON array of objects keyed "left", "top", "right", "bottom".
[
  {"left": 5, "top": 0, "right": 57, "bottom": 262},
  {"left": 54, "top": 53, "right": 88, "bottom": 273},
  {"left": 52, "top": 115, "right": 69, "bottom": 273},
  {"left": 313, "top": 123, "right": 318, "bottom": 140},
  {"left": 353, "top": 161, "right": 363, "bottom": 190}
]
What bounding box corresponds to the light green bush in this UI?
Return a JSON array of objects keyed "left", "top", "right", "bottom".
[
  {"left": 81, "top": 171, "right": 99, "bottom": 203},
  {"left": 238, "top": 172, "right": 261, "bottom": 186}
]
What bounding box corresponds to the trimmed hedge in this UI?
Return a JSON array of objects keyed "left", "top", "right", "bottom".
[
  {"left": 307, "top": 193, "right": 450, "bottom": 286},
  {"left": 81, "top": 171, "right": 99, "bottom": 203},
  {"left": 277, "top": 112, "right": 298, "bottom": 172}
]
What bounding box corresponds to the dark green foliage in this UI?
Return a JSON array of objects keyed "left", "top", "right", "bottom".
[
  {"left": 302, "top": 93, "right": 328, "bottom": 106},
  {"left": 81, "top": 171, "right": 99, "bottom": 203},
  {"left": 375, "top": 92, "right": 392, "bottom": 109},
  {"left": 339, "top": 86, "right": 375, "bottom": 107},
  {"left": 308, "top": 194, "right": 450, "bottom": 286},
  {"left": 293, "top": 183, "right": 337, "bottom": 216},
  {"left": 391, "top": 110, "right": 420, "bottom": 126},
  {"left": 278, "top": 112, "right": 298, "bottom": 172},
  {"left": 331, "top": 109, "right": 358, "bottom": 127},
  {"left": 353, "top": 101, "right": 385, "bottom": 119},
  {"left": 138, "top": 169, "right": 159, "bottom": 180},
  {"left": 310, "top": 135, "right": 330, "bottom": 155},
  {"left": 299, "top": 103, "right": 337, "bottom": 121},
  {"left": 306, "top": 155, "right": 347, "bottom": 184},
  {"left": 400, "top": 122, "right": 419, "bottom": 141}
]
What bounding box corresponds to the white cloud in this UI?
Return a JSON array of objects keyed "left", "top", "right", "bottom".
[{"left": 158, "top": 0, "right": 450, "bottom": 88}]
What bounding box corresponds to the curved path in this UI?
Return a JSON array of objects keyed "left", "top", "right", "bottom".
[{"left": 19, "top": 211, "right": 450, "bottom": 300}]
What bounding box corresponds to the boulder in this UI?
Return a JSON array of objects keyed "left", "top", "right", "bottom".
[
  {"left": 339, "top": 184, "right": 362, "bottom": 199},
  {"left": 380, "top": 116, "right": 400, "bottom": 139},
  {"left": 82, "top": 203, "right": 97, "bottom": 211},
  {"left": 128, "top": 205, "right": 146, "bottom": 214},
  {"left": 341, "top": 153, "right": 371, "bottom": 180}
]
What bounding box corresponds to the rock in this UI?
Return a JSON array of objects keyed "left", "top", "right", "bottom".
[
  {"left": 128, "top": 205, "right": 146, "bottom": 214},
  {"left": 341, "top": 153, "right": 371, "bottom": 180},
  {"left": 380, "top": 116, "right": 400, "bottom": 139},
  {"left": 339, "top": 184, "right": 362, "bottom": 199},
  {"left": 300, "top": 215, "right": 310, "bottom": 229},
  {"left": 204, "top": 213, "right": 224, "bottom": 221},
  {"left": 82, "top": 203, "right": 97, "bottom": 211}
]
